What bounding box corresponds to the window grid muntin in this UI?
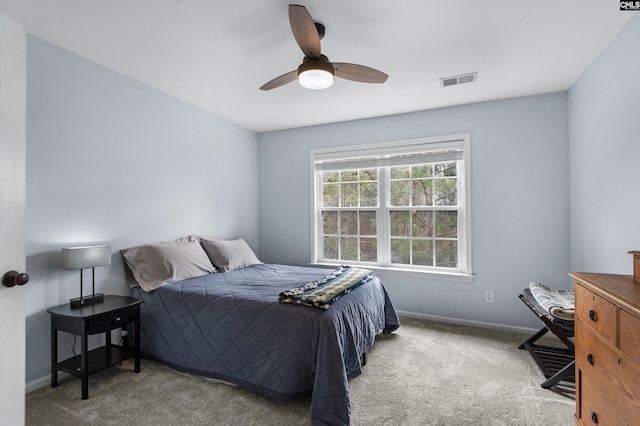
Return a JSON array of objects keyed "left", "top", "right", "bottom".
[
  {"left": 387, "top": 161, "right": 459, "bottom": 269},
  {"left": 389, "top": 162, "right": 458, "bottom": 208},
  {"left": 313, "top": 135, "right": 470, "bottom": 276},
  {"left": 320, "top": 168, "right": 379, "bottom": 263},
  {"left": 387, "top": 207, "right": 459, "bottom": 269},
  {"left": 321, "top": 208, "right": 379, "bottom": 262},
  {"left": 319, "top": 162, "right": 461, "bottom": 270}
]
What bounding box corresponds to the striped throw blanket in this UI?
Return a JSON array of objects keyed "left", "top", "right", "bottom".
[
  {"left": 528, "top": 281, "right": 575, "bottom": 321},
  {"left": 279, "top": 265, "right": 374, "bottom": 309}
]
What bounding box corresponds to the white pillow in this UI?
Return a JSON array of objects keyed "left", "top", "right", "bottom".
[
  {"left": 199, "top": 238, "right": 262, "bottom": 272},
  {"left": 122, "top": 238, "right": 216, "bottom": 292}
]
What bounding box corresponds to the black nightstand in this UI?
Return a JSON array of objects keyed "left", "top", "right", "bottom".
[{"left": 47, "top": 295, "right": 143, "bottom": 399}]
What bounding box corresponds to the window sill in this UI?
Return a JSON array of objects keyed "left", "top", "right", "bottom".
[{"left": 308, "top": 262, "right": 475, "bottom": 283}]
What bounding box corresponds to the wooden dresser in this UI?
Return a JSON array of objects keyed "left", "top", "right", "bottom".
[{"left": 571, "top": 272, "right": 640, "bottom": 425}]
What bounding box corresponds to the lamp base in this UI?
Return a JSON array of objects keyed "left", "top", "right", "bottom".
[{"left": 70, "top": 293, "right": 104, "bottom": 308}]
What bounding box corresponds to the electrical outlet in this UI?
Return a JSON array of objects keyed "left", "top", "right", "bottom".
[{"left": 485, "top": 291, "right": 495, "bottom": 303}]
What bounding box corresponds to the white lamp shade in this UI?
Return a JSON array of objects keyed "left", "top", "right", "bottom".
[
  {"left": 299, "top": 69, "right": 334, "bottom": 90},
  {"left": 62, "top": 245, "right": 112, "bottom": 269}
]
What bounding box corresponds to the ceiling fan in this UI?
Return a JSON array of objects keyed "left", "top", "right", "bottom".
[{"left": 260, "top": 4, "right": 389, "bottom": 91}]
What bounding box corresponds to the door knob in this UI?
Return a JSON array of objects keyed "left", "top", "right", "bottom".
[{"left": 2, "top": 270, "right": 29, "bottom": 288}]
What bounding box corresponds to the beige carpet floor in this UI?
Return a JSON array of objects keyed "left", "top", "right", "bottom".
[{"left": 26, "top": 317, "right": 575, "bottom": 425}]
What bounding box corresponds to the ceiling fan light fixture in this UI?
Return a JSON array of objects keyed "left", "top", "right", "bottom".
[
  {"left": 298, "top": 55, "right": 335, "bottom": 90},
  {"left": 299, "top": 69, "right": 334, "bottom": 90}
]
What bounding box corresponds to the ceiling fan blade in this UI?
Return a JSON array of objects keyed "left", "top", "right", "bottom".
[
  {"left": 333, "top": 63, "right": 389, "bottom": 84},
  {"left": 289, "top": 4, "right": 321, "bottom": 58},
  {"left": 260, "top": 70, "right": 298, "bottom": 91}
]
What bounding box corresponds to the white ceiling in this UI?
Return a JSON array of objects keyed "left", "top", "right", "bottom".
[{"left": 0, "top": 1, "right": 635, "bottom": 132}]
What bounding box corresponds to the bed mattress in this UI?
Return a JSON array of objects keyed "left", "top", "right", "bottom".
[{"left": 132, "top": 263, "right": 399, "bottom": 425}]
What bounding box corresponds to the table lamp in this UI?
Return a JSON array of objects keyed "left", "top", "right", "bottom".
[{"left": 62, "top": 245, "right": 111, "bottom": 308}]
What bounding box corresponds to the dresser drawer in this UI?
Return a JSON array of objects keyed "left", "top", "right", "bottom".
[
  {"left": 580, "top": 366, "right": 640, "bottom": 424},
  {"left": 575, "top": 284, "right": 617, "bottom": 345},
  {"left": 86, "top": 306, "right": 139, "bottom": 335},
  {"left": 576, "top": 322, "right": 618, "bottom": 376},
  {"left": 579, "top": 372, "right": 620, "bottom": 425},
  {"left": 577, "top": 323, "right": 640, "bottom": 420},
  {"left": 620, "top": 309, "right": 640, "bottom": 365}
]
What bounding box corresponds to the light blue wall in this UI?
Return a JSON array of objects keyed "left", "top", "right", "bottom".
[
  {"left": 258, "top": 93, "right": 570, "bottom": 329},
  {"left": 568, "top": 13, "right": 640, "bottom": 274},
  {"left": 25, "top": 36, "right": 259, "bottom": 384}
]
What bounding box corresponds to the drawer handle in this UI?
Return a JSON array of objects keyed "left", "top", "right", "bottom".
[
  {"left": 587, "top": 354, "right": 594, "bottom": 365},
  {"left": 591, "top": 412, "right": 598, "bottom": 423},
  {"left": 589, "top": 310, "right": 597, "bottom": 321},
  {"left": 114, "top": 317, "right": 121, "bottom": 323}
]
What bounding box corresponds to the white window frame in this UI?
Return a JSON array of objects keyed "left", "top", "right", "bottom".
[{"left": 310, "top": 133, "right": 473, "bottom": 281}]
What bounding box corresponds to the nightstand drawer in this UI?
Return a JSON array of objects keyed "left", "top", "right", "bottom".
[
  {"left": 575, "top": 284, "right": 616, "bottom": 345},
  {"left": 86, "top": 306, "right": 138, "bottom": 334}
]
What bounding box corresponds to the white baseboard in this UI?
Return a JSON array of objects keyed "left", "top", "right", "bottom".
[
  {"left": 26, "top": 371, "right": 70, "bottom": 394},
  {"left": 26, "top": 374, "right": 50, "bottom": 393},
  {"left": 396, "top": 310, "right": 538, "bottom": 335}
]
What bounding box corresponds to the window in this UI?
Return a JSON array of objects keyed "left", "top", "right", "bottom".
[{"left": 311, "top": 134, "right": 472, "bottom": 278}]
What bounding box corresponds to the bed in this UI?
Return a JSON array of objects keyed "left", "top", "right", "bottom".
[{"left": 122, "top": 236, "right": 400, "bottom": 426}]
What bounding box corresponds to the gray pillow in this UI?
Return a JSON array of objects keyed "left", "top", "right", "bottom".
[
  {"left": 122, "top": 238, "right": 216, "bottom": 292},
  {"left": 200, "top": 238, "right": 262, "bottom": 272}
]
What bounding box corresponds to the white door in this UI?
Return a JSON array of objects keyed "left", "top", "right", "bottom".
[{"left": 0, "top": 13, "right": 27, "bottom": 425}]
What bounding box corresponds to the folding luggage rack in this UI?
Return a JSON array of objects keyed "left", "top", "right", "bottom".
[{"left": 518, "top": 289, "right": 575, "bottom": 391}]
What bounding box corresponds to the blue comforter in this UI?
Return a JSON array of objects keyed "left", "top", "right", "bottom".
[{"left": 132, "top": 263, "right": 399, "bottom": 426}]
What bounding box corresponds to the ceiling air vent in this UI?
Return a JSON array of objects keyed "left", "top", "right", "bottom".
[{"left": 440, "top": 72, "right": 478, "bottom": 88}]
